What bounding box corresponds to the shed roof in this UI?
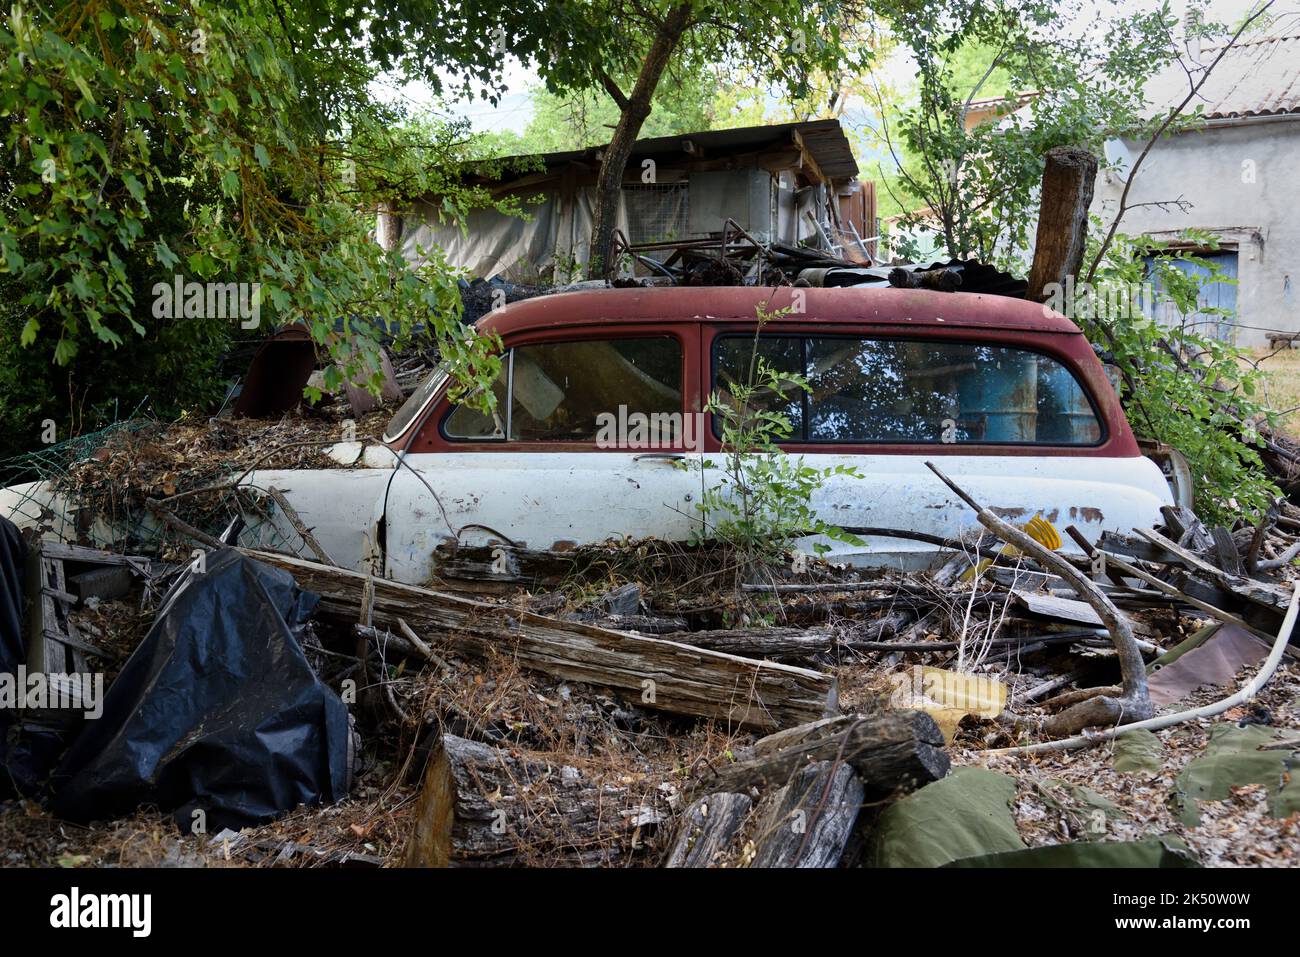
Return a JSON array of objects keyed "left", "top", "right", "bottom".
[{"left": 470, "top": 118, "right": 859, "bottom": 186}]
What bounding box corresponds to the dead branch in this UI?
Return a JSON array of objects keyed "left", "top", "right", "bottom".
[{"left": 924, "top": 461, "right": 1153, "bottom": 735}]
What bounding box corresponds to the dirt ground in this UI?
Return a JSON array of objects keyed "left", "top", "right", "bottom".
[{"left": 3, "top": 647, "right": 1295, "bottom": 869}]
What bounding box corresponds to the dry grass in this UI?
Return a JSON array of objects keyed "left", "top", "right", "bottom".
[
  {"left": 964, "top": 661, "right": 1300, "bottom": 868},
  {"left": 1248, "top": 347, "right": 1300, "bottom": 434}
]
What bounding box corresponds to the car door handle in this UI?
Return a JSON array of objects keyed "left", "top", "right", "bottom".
[{"left": 633, "top": 453, "right": 685, "bottom": 462}]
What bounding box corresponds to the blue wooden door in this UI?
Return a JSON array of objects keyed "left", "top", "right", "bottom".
[{"left": 1145, "top": 251, "right": 1238, "bottom": 342}]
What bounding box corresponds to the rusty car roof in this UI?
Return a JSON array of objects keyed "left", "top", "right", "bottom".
[{"left": 478, "top": 286, "right": 1082, "bottom": 337}]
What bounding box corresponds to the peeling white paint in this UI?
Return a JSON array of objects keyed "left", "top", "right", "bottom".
[{"left": 2, "top": 450, "right": 1172, "bottom": 586}]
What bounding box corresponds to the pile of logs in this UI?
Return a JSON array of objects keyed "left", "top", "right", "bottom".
[
  {"left": 240, "top": 550, "right": 953, "bottom": 868},
  {"left": 401, "top": 711, "right": 948, "bottom": 868}
]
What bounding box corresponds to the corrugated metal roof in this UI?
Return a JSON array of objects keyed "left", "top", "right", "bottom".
[
  {"left": 469, "top": 118, "right": 859, "bottom": 185},
  {"left": 1143, "top": 34, "right": 1300, "bottom": 121}
]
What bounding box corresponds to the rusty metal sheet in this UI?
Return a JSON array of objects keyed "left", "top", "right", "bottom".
[{"left": 1147, "top": 623, "right": 1272, "bottom": 708}]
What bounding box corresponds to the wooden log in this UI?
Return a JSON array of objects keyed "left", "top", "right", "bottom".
[
  {"left": 690, "top": 711, "right": 948, "bottom": 800},
  {"left": 593, "top": 614, "right": 689, "bottom": 635},
  {"left": 663, "top": 792, "right": 753, "bottom": 868},
  {"left": 668, "top": 627, "right": 836, "bottom": 661},
  {"left": 430, "top": 542, "right": 577, "bottom": 593},
  {"left": 244, "top": 549, "right": 838, "bottom": 732},
  {"left": 1026, "top": 146, "right": 1098, "bottom": 303},
  {"left": 403, "top": 734, "right": 642, "bottom": 867},
  {"left": 748, "top": 761, "right": 864, "bottom": 868}
]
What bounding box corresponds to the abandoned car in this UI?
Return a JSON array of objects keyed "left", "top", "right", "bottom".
[{"left": 2, "top": 287, "right": 1175, "bottom": 582}]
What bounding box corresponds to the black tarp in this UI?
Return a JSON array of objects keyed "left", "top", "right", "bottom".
[
  {"left": 0, "top": 516, "right": 25, "bottom": 677},
  {"left": 0, "top": 515, "right": 42, "bottom": 800},
  {"left": 48, "top": 547, "right": 351, "bottom": 832}
]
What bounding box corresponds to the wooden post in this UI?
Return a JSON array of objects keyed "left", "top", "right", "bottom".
[{"left": 1026, "top": 146, "right": 1098, "bottom": 304}]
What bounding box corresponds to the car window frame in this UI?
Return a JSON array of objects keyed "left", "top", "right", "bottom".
[
  {"left": 709, "top": 331, "right": 1110, "bottom": 449},
  {"left": 436, "top": 329, "right": 692, "bottom": 448}
]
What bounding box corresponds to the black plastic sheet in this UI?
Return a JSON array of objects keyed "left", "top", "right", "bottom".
[
  {"left": 0, "top": 516, "right": 25, "bottom": 678},
  {"left": 0, "top": 516, "right": 39, "bottom": 799},
  {"left": 49, "top": 548, "right": 351, "bottom": 832}
]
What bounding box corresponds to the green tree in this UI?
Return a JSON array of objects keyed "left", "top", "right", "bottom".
[
  {"left": 1080, "top": 233, "right": 1278, "bottom": 523},
  {"left": 869, "top": 1, "right": 1176, "bottom": 268},
  {"left": 502, "top": 67, "right": 758, "bottom": 155},
  {"left": 863, "top": 0, "right": 1283, "bottom": 516},
  {"left": 0, "top": 0, "right": 511, "bottom": 458}
]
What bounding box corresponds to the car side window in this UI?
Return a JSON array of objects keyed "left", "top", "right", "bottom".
[
  {"left": 443, "top": 336, "right": 683, "bottom": 442},
  {"left": 713, "top": 334, "right": 1103, "bottom": 445}
]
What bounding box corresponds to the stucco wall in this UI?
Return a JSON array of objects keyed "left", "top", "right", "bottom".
[{"left": 1092, "top": 119, "right": 1300, "bottom": 347}]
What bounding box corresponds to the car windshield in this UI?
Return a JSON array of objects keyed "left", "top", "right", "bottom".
[{"left": 383, "top": 365, "right": 449, "bottom": 444}]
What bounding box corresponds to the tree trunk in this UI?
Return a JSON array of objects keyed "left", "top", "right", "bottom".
[
  {"left": 1026, "top": 146, "right": 1098, "bottom": 303},
  {"left": 586, "top": 4, "right": 693, "bottom": 279},
  {"left": 748, "top": 761, "right": 864, "bottom": 867},
  {"left": 663, "top": 763, "right": 864, "bottom": 868},
  {"left": 665, "top": 714, "right": 934, "bottom": 868},
  {"left": 667, "top": 627, "right": 836, "bottom": 661},
  {"left": 663, "top": 792, "right": 753, "bottom": 867}
]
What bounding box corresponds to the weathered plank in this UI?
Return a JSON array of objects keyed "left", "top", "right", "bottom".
[
  {"left": 667, "top": 627, "right": 836, "bottom": 661},
  {"left": 244, "top": 549, "right": 838, "bottom": 731}
]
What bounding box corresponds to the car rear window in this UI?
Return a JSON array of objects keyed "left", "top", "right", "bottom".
[
  {"left": 713, "top": 335, "right": 1103, "bottom": 445},
  {"left": 444, "top": 336, "right": 683, "bottom": 442}
]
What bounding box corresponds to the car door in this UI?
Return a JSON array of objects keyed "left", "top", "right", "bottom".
[{"left": 383, "top": 325, "right": 705, "bottom": 584}]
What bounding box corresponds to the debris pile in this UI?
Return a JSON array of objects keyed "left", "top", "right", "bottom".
[
  {"left": 605, "top": 222, "right": 1029, "bottom": 296},
  {"left": 2, "top": 382, "right": 1299, "bottom": 867}
]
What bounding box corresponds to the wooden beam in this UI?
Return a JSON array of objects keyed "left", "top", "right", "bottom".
[
  {"left": 243, "top": 549, "right": 838, "bottom": 731},
  {"left": 791, "top": 130, "right": 827, "bottom": 185},
  {"left": 1026, "top": 146, "right": 1098, "bottom": 303}
]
